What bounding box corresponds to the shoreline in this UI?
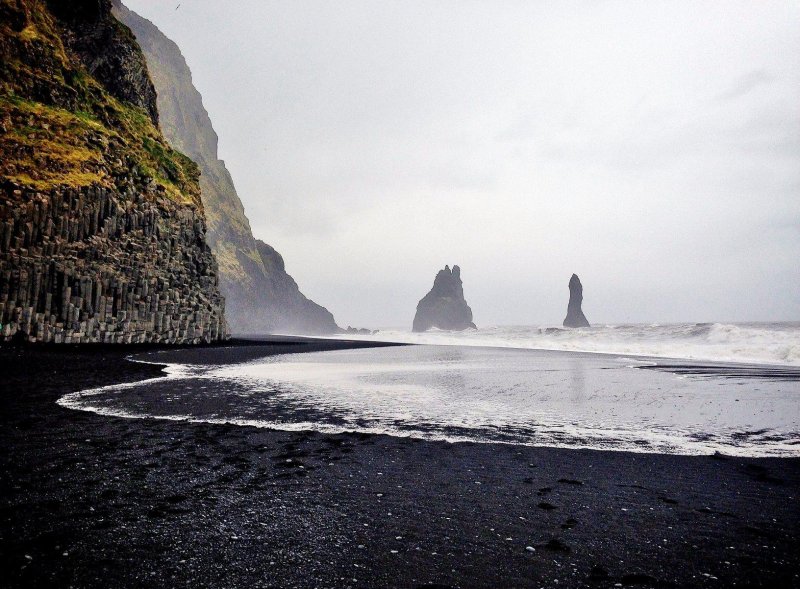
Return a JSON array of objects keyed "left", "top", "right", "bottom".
[
  {"left": 1, "top": 340, "right": 799, "bottom": 588},
  {"left": 67, "top": 339, "right": 799, "bottom": 460}
]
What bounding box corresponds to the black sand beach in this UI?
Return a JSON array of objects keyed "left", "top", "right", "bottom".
[{"left": 1, "top": 339, "right": 799, "bottom": 588}]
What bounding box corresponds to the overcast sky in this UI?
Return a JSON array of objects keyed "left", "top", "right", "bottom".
[{"left": 125, "top": 0, "right": 799, "bottom": 327}]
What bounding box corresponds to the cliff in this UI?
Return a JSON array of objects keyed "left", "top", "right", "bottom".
[
  {"left": 563, "top": 273, "right": 590, "bottom": 328},
  {"left": 113, "top": 2, "right": 339, "bottom": 335},
  {"left": 0, "top": 0, "right": 226, "bottom": 343},
  {"left": 413, "top": 265, "right": 476, "bottom": 332}
]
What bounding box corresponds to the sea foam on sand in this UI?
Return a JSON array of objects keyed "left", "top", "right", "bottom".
[{"left": 59, "top": 343, "right": 800, "bottom": 457}]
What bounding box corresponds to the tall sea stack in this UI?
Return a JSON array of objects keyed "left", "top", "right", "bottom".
[
  {"left": 563, "top": 274, "right": 590, "bottom": 328},
  {"left": 413, "top": 265, "right": 476, "bottom": 332}
]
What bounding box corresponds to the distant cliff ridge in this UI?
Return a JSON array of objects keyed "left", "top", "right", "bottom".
[
  {"left": 253, "top": 240, "right": 337, "bottom": 334},
  {"left": 563, "top": 273, "right": 590, "bottom": 328},
  {"left": 114, "top": 2, "right": 339, "bottom": 335},
  {"left": 0, "top": 0, "right": 226, "bottom": 343},
  {"left": 413, "top": 265, "right": 476, "bottom": 332}
]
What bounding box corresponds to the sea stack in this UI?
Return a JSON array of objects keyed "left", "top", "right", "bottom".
[
  {"left": 413, "top": 265, "right": 477, "bottom": 332},
  {"left": 563, "top": 274, "right": 590, "bottom": 328}
]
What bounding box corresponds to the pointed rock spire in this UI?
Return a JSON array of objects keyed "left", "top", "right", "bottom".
[{"left": 563, "top": 273, "right": 590, "bottom": 328}]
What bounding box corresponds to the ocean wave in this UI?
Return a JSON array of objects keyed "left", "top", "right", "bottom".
[{"left": 332, "top": 322, "right": 800, "bottom": 366}]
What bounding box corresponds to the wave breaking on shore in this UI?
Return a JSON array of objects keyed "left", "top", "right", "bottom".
[
  {"left": 330, "top": 322, "right": 800, "bottom": 366},
  {"left": 58, "top": 344, "right": 800, "bottom": 458}
]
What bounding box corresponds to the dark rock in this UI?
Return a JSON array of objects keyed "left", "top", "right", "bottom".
[
  {"left": 253, "top": 240, "right": 338, "bottom": 334},
  {"left": 48, "top": 0, "right": 160, "bottom": 125},
  {"left": 412, "top": 265, "right": 476, "bottom": 332},
  {"left": 0, "top": 0, "right": 226, "bottom": 344},
  {"left": 0, "top": 183, "right": 227, "bottom": 343},
  {"left": 563, "top": 273, "right": 590, "bottom": 328},
  {"left": 344, "top": 326, "right": 374, "bottom": 335}
]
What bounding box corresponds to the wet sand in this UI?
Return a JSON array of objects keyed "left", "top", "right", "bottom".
[{"left": 1, "top": 339, "right": 798, "bottom": 588}]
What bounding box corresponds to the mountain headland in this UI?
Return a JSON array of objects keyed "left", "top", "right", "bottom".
[
  {"left": 113, "top": 2, "right": 339, "bottom": 336},
  {"left": 0, "top": 0, "right": 226, "bottom": 343}
]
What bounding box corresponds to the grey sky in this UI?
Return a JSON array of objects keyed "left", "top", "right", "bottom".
[{"left": 126, "top": 0, "right": 799, "bottom": 327}]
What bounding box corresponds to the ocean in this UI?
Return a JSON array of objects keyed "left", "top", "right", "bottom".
[
  {"left": 337, "top": 322, "right": 800, "bottom": 366},
  {"left": 59, "top": 323, "right": 800, "bottom": 457}
]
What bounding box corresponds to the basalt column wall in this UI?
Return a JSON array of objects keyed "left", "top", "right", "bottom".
[{"left": 0, "top": 182, "right": 227, "bottom": 344}]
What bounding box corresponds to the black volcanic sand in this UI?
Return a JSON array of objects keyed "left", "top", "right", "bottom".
[{"left": 1, "top": 340, "right": 799, "bottom": 589}]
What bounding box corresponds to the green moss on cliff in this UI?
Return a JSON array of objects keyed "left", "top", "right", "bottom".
[
  {"left": 0, "top": 0, "right": 200, "bottom": 205},
  {"left": 1, "top": 94, "right": 107, "bottom": 189}
]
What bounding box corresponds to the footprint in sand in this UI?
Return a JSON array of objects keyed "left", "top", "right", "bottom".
[
  {"left": 588, "top": 565, "right": 610, "bottom": 580},
  {"left": 541, "top": 538, "right": 570, "bottom": 553}
]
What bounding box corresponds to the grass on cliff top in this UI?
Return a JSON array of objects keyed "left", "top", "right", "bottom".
[
  {"left": 0, "top": 94, "right": 199, "bottom": 204},
  {"left": 0, "top": 0, "right": 201, "bottom": 205},
  {"left": 0, "top": 94, "right": 107, "bottom": 190}
]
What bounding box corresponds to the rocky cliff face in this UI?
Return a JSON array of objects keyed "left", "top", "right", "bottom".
[
  {"left": 252, "top": 240, "right": 337, "bottom": 334},
  {"left": 0, "top": 0, "right": 226, "bottom": 343},
  {"left": 563, "top": 273, "right": 590, "bottom": 328},
  {"left": 113, "top": 2, "right": 339, "bottom": 335},
  {"left": 413, "top": 265, "right": 476, "bottom": 332}
]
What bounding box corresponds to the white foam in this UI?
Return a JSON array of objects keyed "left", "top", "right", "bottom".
[
  {"left": 57, "top": 344, "right": 800, "bottom": 458},
  {"left": 328, "top": 322, "right": 800, "bottom": 366}
]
